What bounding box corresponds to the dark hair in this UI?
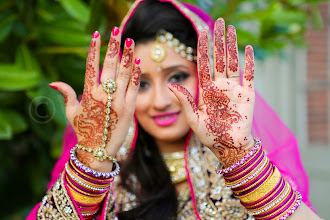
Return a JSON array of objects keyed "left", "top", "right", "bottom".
[{"left": 118, "top": 1, "right": 197, "bottom": 219}]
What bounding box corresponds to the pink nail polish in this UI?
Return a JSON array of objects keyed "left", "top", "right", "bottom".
[
  {"left": 49, "top": 84, "right": 58, "bottom": 90},
  {"left": 126, "top": 38, "right": 133, "bottom": 47},
  {"left": 92, "top": 31, "right": 99, "bottom": 39},
  {"left": 135, "top": 58, "right": 140, "bottom": 65},
  {"left": 112, "top": 27, "right": 120, "bottom": 36}
]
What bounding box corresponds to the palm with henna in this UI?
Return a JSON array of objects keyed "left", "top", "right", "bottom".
[
  {"left": 169, "top": 18, "right": 256, "bottom": 168},
  {"left": 49, "top": 28, "right": 141, "bottom": 172}
]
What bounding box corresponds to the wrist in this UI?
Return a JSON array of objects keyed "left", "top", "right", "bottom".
[
  {"left": 77, "top": 149, "right": 114, "bottom": 172},
  {"left": 213, "top": 136, "right": 255, "bottom": 168}
]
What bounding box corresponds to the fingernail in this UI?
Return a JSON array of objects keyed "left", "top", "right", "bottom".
[
  {"left": 49, "top": 84, "right": 58, "bottom": 90},
  {"left": 126, "top": 38, "right": 133, "bottom": 47},
  {"left": 112, "top": 27, "right": 120, "bottom": 36},
  {"left": 92, "top": 31, "right": 99, "bottom": 39},
  {"left": 135, "top": 58, "right": 140, "bottom": 65}
]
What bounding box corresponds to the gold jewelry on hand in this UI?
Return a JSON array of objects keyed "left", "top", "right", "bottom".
[{"left": 77, "top": 79, "right": 117, "bottom": 162}]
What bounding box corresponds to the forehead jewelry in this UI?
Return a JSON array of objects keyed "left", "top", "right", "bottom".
[
  {"left": 150, "top": 30, "right": 197, "bottom": 72},
  {"left": 150, "top": 40, "right": 166, "bottom": 72},
  {"left": 76, "top": 79, "right": 117, "bottom": 162}
]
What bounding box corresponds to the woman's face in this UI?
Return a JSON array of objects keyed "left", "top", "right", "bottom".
[{"left": 133, "top": 40, "right": 197, "bottom": 143}]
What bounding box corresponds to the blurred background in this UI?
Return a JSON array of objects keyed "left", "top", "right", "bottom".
[{"left": 0, "top": 0, "right": 329, "bottom": 219}]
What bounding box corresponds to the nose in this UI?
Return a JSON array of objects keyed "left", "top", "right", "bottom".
[{"left": 152, "top": 83, "right": 172, "bottom": 111}]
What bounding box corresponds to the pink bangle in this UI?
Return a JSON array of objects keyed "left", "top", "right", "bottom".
[
  {"left": 278, "top": 191, "right": 302, "bottom": 220},
  {"left": 216, "top": 137, "right": 261, "bottom": 174}
]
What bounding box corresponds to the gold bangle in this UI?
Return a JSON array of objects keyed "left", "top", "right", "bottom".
[
  {"left": 233, "top": 160, "right": 272, "bottom": 194},
  {"left": 276, "top": 192, "right": 299, "bottom": 219},
  {"left": 244, "top": 177, "right": 285, "bottom": 210},
  {"left": 262, "top": 184, "right": 293, "bottom": 215},
  {"left": 238, "top": 166, "right": 282, "bottom": 204},
  {"left": 67, "top": 186, "right": 106, "bottom": 205},
  {"left": 247, "top": 180, "right": 289, "bottom": 215},
  {"left": 255, "top": 187, "right": 295, "bottom": 219}
]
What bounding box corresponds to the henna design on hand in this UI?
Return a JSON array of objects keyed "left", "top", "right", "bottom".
[
  {"left": 199, "top": 31, "right": 249, "bottom": 167},
  {"left": 132, "top": 66, "right": 141, "bottom": 86},
  {"left": 244, "top": 46, "right": 254, "bottom": 81},
  {"left": 122, "top": 47, "right": 133, "bottom": 68},
  {"left": 107, "top": 37, "right": 119, "bottom": 58},
  {"left": 77, "top": 150, "right": 95, "bottom": 167},
  {"left": 214, "top": 19, "right": 226, "bottom": 73},
  {"left": 73, "top": 40, "right": 119, "bottom": 147},
  {"left": 227, "top": 26, "right": 238, "bottom": 72},
  {"left": 170, "top": 83, "right": 199, "bottom": 117}
]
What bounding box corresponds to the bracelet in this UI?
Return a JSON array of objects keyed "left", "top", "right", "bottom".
[
  {"left": 76, "top": 78, "right": 117, "bottom": 162},
  {"left": 216, "top": 137, "right": 261, "bottom": 174},
  {"left": 76, "top": 143, "right": 118, "bottom": 162},
  {"left": 70, "top": 147, "right": 120, "bottom": 179}
]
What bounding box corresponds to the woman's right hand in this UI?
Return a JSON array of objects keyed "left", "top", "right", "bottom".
[{"left": 49, "top": 28, "right": 141, "bottom": 172}]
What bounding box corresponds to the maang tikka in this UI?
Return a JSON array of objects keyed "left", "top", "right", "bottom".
[{"left": 150, "top": 30, "right": 197, "bottom": 71}]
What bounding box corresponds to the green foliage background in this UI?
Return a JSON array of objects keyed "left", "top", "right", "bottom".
[{"left": 0, "top": 0, "right": 327, "bottom": 219}]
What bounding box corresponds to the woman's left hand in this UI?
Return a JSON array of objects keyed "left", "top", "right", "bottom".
[{"left": 169, "top": 18, "right": 255, "bottom": 167}]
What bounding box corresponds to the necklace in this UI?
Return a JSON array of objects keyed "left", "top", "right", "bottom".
[{"left": 162, "top": 151, "right": 187, "bottom": 184}]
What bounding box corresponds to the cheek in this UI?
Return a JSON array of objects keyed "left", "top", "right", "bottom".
[{"left": 135, "top": 93, "right": 150, "bottom": 118}]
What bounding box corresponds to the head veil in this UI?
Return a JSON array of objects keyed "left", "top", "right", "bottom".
[{"left": 42, "top": 0, "right": 313, "bottom": 218}]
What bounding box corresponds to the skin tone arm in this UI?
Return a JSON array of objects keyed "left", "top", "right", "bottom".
[
  {"left": 50, "top": 27, "right": 141, "bottom": 173},
  {"left": 169, "top": 18, "right": 322, "bottom": 220}
]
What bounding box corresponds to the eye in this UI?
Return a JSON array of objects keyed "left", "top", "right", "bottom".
[
  {"left": 169, "top": 72, "right": 190, "bottom": 84},
  {"left": 139, "top": 80, "right": 150, "bottom": 91}
]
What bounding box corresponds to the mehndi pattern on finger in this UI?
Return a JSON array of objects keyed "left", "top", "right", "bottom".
[
  {"left": 244, "top": 46, "right": 254, "bottom": 82},
  {"left": 122, "top": 47, "right": 133, "bottom": 68},
  {"left": 215, "top": 19, "right": 226, "bottom": 73},
  {"left": 170, "top": 83, "right": 199, "bottom": 118},
  {"left": 107, "top": 37, "right": 120, "bottom": 58},
  {"left": 227, "top": 26, "right": 238, "bottom": 72},
  {"left": 132, "top": 64, "right": 141, "bottom": 86}
]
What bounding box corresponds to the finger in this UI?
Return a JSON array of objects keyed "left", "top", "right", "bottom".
[
  {"left": 242, "top": 45, "right": 255, "bottom": 90},
  {"left": 197, "top": 29, "right": 212, "bottom": 105},
  {"left": 83, "top": 31, "right": 101, "bottom": 94},
  {"left": 168, "top": 83, "right": 199, "bottom": 125},
  {"left": 226, "top": 26, "right": 240, "bottom": 85},
  {"left": 126, "top": 57, "right": 141, "bottom": 111},
  {"left": 49, "top": 81, "right": 79, "bottom": 118},
  {"left": 116, "top": 38, "right": 135, "bottom": 99},
  {"left": 213, "top": 18, "right": 226, "bottom": 79},
  {"left": 101, "top": 26, "right": 121, "bottom": 82}
]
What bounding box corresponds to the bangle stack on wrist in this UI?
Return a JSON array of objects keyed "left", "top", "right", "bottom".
[
  {"left": 65, "top": 147, "right": 120, "bottom": 219},
  {"left": 217, "top": 138, "right": 302, "bottom": 220}
]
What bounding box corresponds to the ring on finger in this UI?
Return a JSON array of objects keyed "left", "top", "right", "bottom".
[{"left": 229, "top": 74, "right": 240, "bottom": 78}]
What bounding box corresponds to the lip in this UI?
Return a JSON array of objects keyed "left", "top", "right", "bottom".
[{"left": 152, "top": 111, "right": 180, "bottom": 127}]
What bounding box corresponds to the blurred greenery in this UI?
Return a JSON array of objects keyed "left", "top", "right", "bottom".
[{"left": 0, "top": 0, "right": 326, "bottom": 219}]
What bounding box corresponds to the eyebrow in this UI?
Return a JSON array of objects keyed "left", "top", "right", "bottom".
[{"left": 141, "top": 65, "right": 189, "bottom": 77}]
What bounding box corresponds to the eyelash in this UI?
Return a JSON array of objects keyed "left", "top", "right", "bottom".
[{"left": 139, "top": 72, "right": 190, "bottom": 91}]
